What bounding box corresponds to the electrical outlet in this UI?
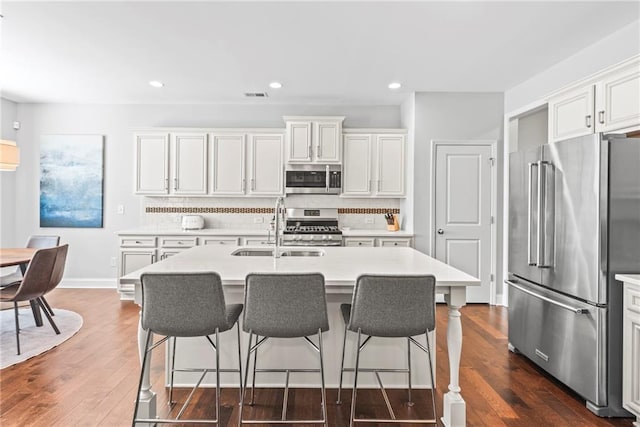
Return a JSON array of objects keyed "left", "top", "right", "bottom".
[
  {"left": 365, "top": 216, "right": 374, "bottom": 224},
  {"left": 117, "top": 205, "right": 125, "bottom": 214},
  {"left": 110, "top": 256, "right": 117, "bottom": 267},
  {"left": 254, "top": 217, "right": 264, "bottom": 224}
]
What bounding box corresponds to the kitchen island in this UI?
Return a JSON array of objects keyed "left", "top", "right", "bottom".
[{"left": 121, "top": 245, "right": 479, "bottom": 427}]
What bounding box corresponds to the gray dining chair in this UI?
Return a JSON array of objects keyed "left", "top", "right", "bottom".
[
  {"left": 239, "top": 273, "right": 329, "bottom": 426},
  {"left": 132, "top": 272, "right": 243, "bottom": 426},
  {"left": 336, "top": 274, "right": 437, "bottom": 426},
  {"left": 0, "top": 235, "right": 61, "bottom": 317},
  {"left": 0, "top": 245, "right": 68, "bottom": 355}
]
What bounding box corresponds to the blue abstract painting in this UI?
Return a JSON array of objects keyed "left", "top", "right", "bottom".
[{"left": 40, "top": 135, "right": 104, "bottom": 228}]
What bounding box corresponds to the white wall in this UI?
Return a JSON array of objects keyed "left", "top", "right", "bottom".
[
  {"left": 412, "top": 92, "right": 504, "bottom": 294},
  {"left": 505, "top": 19, "right": 640, "bottom": 113},
  {"left": 6, "top": 103, "right": 400, "bottom": 287},
  {"left": 0, "top": 98, "right": 18, "bottom": 247}
]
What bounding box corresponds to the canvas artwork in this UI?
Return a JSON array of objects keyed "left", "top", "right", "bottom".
[{"left": 40, "top": 135, "right": 104, "bottom": 228}]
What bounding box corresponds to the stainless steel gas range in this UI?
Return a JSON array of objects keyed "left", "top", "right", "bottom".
[{"left": 282, "top": 208, "right": 343, "bottom": 246}]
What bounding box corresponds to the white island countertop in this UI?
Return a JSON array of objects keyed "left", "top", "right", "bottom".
[
  {"left": 121, "top": 245, "right": 476, "bottom": 289},
  {"left": 615, "top": 274, "right": 640, "bottom": 286}
]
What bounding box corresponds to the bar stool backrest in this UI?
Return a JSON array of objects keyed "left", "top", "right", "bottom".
[
  {"left": 244, "top": 273, "right": 328, "bottom": 338},
  {"left": 27, "top": 235, "right": 60, "bottom": 249},
  {"left": 140, "top": 272, "right": 228, "bottom": 337},
  {"left": 348, "top": 274, "right": 436, "bottom": 337}
]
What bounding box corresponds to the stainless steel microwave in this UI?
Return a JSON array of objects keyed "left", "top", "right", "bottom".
[{"left": 285, "top": 164, "right": 341, "bottom": 194}]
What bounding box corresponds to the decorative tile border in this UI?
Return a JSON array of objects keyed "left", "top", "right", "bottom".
[{"left": 145, "top": 207, "right": 401, "bottom": 214}]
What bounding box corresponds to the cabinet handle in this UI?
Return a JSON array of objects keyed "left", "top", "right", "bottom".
[
  {"left": 308, "top": 144, "right": 312, "bottom": 159},
  {"left": 135, "top": 240, "right": 141, "bottom": 244},
  {"left": 598, "top": 110, "right": 605, "bottom": 124},
  {"left": 242, "top": 178, "right": 246, "bottom": 191},
  {"left": 165, "top": 178, "right": 169, "bottom": 191},
  {"left": 151, "top": 254, "right": 156, "bottom": 263},
  {"left": 174, "top": 178, "right": 178, "bottom": 190},
  {"left": 377, "top": 180, "right": 381, "bottom": 192},
  {"left": 318, "top": 144, "right": 322, "bottom": 158},
  {"left": 219, "top": 241, "right": 224, "bottom": 244},
  {"left": 394, "top": 242, "right": 398, "bottom": 246},
  {"left": 368, "top": 180, "right": 371, "bottom": 192},
  {"left": 585, "top": 115, "right": 592, "bottom": 128},
  {"left": 251, "top": 178, "right": 255, "bottom": 191}
]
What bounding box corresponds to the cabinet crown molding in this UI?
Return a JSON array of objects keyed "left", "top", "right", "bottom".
[{"left": 282, "top": 116, "right": 345, "bottom": 122}]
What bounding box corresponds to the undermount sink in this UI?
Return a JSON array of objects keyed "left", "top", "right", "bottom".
[{"left": 231, "top": 248, "right": 326, "bottom": 257}]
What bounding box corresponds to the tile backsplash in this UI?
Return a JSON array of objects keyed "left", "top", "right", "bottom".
[{"left": 142, "top": 195, "right": 402, "bottom": 230}]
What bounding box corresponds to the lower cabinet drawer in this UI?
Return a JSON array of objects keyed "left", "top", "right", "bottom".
[
  {"left": 159, "top": 236, "right": 198, "bottom": 248},
  {"left": 243, "top": 238, "right": 272, "bottom": 246},
  {"left": 343, "top": 238, "right": 375, "bottom": 247},
  {"left": 378, "top": 238, "right": 411, "bottom": 247},
  {"left": 119, "top": 236, "right": 156, "bottom": 248},
  {"left": 199, "top": 237, "right": 240, "bottom": 245}
]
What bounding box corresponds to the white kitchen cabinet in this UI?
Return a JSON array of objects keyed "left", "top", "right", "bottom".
[
  {"left": 343, "top": 237, "right": 375, "bottom": 247},
  {"left": 342, "top": 132, "right": 406, "bottom": 198},
  {"left": 284, "top": 116, "right": 344, "bottom": 164},
  {"left": 342, "top": 134, "right": 373, "bottom": 196},
  {"left": 596, "top": 62, "right": 640, "bottom": 133},
  {"left": 172, "top": 133, "right": 208, "bottom": 195},
  {"left": 548, "top": 57, "right": 640, "bottom": 143},
  {"left": 376, "top": 135, "right": 405, "bottom": 196},
  {"left": 243, "top": 237, "right": 272, "bottom": 246},
  {"left": 135, "top": 133, "right": 169, "bottom": 195},
  {"left": 210, "top": 133, "right": 246, "bottom": 195},
  {"left": 620, "top": 276, "right": 640, "bottom": 425},
  {"left": 118, "top": 236, "right": 157, "bottom": 298},
  {"left": 135, "top": 132, "right": 207, "bottom": 195},
  {"left": 247, "top": 134, "right": 284, "bottom": 196}
]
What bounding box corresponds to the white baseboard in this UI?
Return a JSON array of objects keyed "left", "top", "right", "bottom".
[
  {"left": 58, "top": 278, "right": 117, "bottom": 289},
  {"left": 496, "top": 293, "right": 506, "bottom": 307}
]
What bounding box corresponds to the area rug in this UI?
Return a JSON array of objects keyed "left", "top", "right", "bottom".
[{"left": 0, "top": 307, "right": 83, "bottom": 369}]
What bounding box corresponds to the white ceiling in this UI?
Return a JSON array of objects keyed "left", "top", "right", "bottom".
[{"left": 1, "top": 1, "right": 638, "bottom": 105}]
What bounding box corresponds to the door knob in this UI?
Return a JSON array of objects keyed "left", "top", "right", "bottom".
[{"left": 437, "top": 228, "right": 444, "bottom": 235}]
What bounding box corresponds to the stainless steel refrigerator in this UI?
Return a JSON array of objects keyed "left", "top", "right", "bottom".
[{"left": 507, "top": 133, "right": 640, "bottom": 417}]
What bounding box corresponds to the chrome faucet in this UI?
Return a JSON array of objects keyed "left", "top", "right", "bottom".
[{"left": 274, "top": 196, "right": 285, "bottom": 258}]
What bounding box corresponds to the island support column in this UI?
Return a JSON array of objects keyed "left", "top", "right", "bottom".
[
  {"left": 135, "top": 312, "right": 157, "bottom": 426},
  {"left": 442, "top": 287, "right": 466, "bottom": 427}
]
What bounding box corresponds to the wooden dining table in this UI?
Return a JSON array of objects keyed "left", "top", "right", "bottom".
[{"left": 0, "top": 248, "right": 42, "bottom": 326}]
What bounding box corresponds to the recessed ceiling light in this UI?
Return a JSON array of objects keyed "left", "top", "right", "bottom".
[
  {"left": 388, "top": 82, "right": 402, "bottom": 90},
  {"left": 269, "top": 82, "right": 283, "bottom": 89},
  {"left": 149, "top": 80, "right": 164, "bottom": 88}
]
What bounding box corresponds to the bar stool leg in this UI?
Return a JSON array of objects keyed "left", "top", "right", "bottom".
[
  {"left": 318, "top": 329, "right": 328, "bottom": 427},
  {"left": 349, "top": 329, "right": 362, "bottom": 427},
  {"left": 336, "top": 324, "right": 348, "bottom": 404},
  {"left": 238, "top": 331, "right": 254, "bottom": 427},
  {"left": 426, "top": 332, "right": 437, "bottom": 421},
  {"left": 250, "top": 335, "right": 258, "bottom": 405},
  {"left": 407, "top": 337, "right": 414, "bottom": 406},
  {"left": 236, "top": 323, "right": 243, "bottom": 404},
  {"left": 215, "top": 329, "right": 221, "bottom": 426},
  {"left": 169, "top": 337, "right": 177, "bottom": 405}
]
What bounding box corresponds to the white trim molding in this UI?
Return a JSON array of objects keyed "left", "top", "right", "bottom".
[{"left": 59, "top": 278, "right": 117, "bottom": 289}]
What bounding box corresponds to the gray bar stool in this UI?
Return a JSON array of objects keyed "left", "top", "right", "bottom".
[
  {"left": 239, "top": 273, "right": 329, "bottom": 426},
  {"left": 336, "top": 274, "right": 437, "bottom": 426},
  {"left": 132, "top": 272, "right": 243, "bottom": 426}
]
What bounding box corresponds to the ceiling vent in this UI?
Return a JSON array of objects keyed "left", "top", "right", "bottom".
[{"left": 244, "top": 92, "right": 268, "bottom": 98}]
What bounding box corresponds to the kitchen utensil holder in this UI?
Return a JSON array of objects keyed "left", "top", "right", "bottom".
[{"left": 387, "top": 215, "right": 399, "bottom": 231}]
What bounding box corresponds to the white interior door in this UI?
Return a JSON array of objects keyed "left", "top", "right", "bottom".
[{"left": 434, "top": 143, "right": 493, "bottom": 303}]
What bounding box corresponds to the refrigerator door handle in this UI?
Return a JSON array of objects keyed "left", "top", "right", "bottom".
[
  {"left": 527, "top": 162, "right": 538, "bottom": 266},
  {"left": 506, "top": 280, "right": 590, "bottom": 314},
  {"left": 537, "top": 161, "right": 552, "bottom": 268}
]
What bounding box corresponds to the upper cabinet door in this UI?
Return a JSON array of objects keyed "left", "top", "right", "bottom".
[
  {"left": 286, "top": 121, "right": 312, "bottom": 162},
  {"left": 172, "top": 133, "right": 208, "bottom": 195},
  {"left": 248, "top": 134, "right": 284, "bottom": 196},
  {"left": 314, "top": 120, "right": 342, "bottom": 163},
  {"left": 548, "top": 85, "right": 595, "bottom": 143},
  {"left": 342, "top": 134, "right": 372, "bottom": 196},
  {"left": 210, "top": 134, "right": 246, "bottom": 195},
  {"left": 135, "top": 133, "right": 169, "bottom": 195},
  {"left": 596, "top": 62, "right": 640, "bottom": 133},
  {"left": 376, "top": 134, "right": 405, "bottom": 197}
]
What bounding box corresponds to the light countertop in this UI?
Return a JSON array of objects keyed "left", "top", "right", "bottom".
[
  {"left": 615, "top": 274, "right": 640, "bottom": 287},
  {"left": 118, "top": 227, "right": 413, "bottom": 237},
  {"left": 121, "top": 244, "right": 478, "bottom": 289}
]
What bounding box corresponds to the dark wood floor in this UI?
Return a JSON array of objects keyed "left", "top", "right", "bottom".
[{"left": 0, "top": 289, "right": 634, "bottom": 426}]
